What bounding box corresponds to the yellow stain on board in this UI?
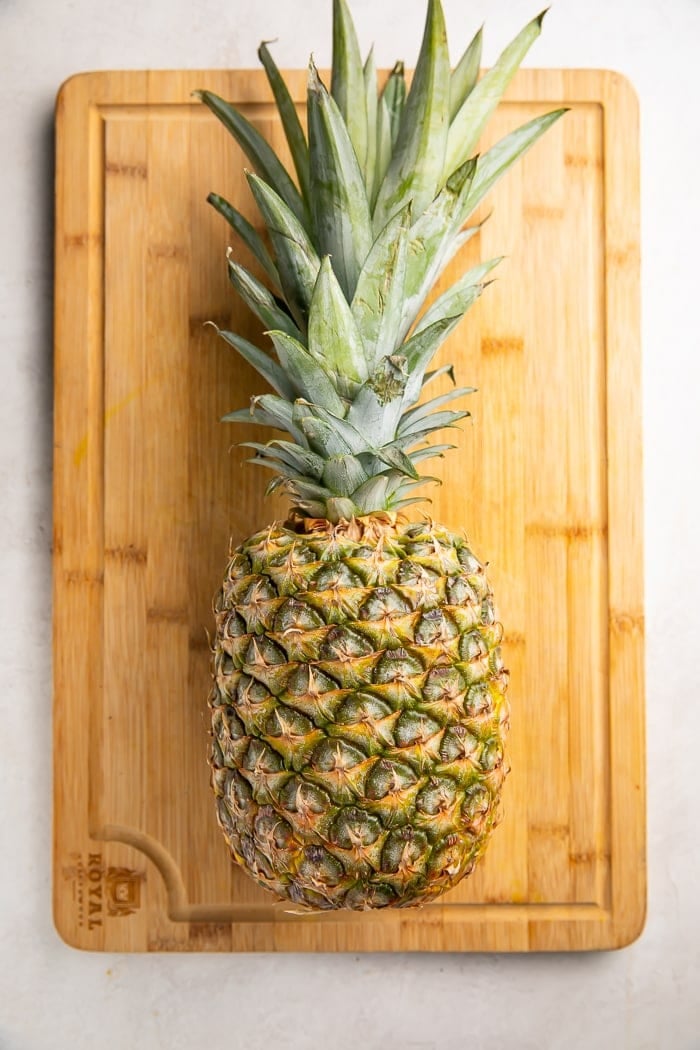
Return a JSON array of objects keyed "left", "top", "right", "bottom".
[{"left": 73, "top": 388, "right": 143, "bottom": 467}]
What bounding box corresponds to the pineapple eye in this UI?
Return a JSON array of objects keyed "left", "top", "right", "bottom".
[
  {"left": 415, "top": 776, "right": 460, "bottom": 815},
  {"left": 273, "top": 598, "right": 324, "bottom": 632},
  {"left": 330, "top": 807, "right": 382, "bottom": 848},
  {"left": 365, "top": 759, "right": 417, "bottom": 800},
  {"left": 445, "top": 573, "right": 479, "bottom": 606},
  {"left": 423, "top": 665, "right": 467, "bottom": 703},
  {"left": 414, "top": 609, "right": 459, "bottom": 646},
  {"left": 334, "top": 693, "right": 393, "bottom": 725},
  {"left": 320, "top": 625, "right": 374, "bottom": 660},
  {"left": 393, "top": 711, "right": 441, "bottom": 747},
  {"left": 464, "top": 683, "right": 493, "bottom": 718},
  {"left": 310, "top": 738, "right": 366, "bottom": 772},
  {"left": 374, "top": 648, "right": 423, "bottom": 683},
  {"left": 380, "top": 827, "right": 429, "bottom": 874}
]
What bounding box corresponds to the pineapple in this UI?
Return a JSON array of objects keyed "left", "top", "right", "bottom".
[{"left": 200, "top": 0, "right": 565, "bottom": 910}]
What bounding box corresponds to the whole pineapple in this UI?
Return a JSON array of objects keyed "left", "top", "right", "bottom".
[{"left": 201, "top": 0, "right": 564, "bottom": 910}]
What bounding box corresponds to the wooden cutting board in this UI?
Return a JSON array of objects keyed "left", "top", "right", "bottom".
[{"left": 53, "top": 67, "right": 644, "bottom": 952}]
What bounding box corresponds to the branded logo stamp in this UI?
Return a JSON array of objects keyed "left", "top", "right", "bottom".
[{"left": 62, "top": 852, "right": 145, "bottom": 930}]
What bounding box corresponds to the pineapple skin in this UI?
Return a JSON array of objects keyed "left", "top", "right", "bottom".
[{"left": 210, "top": 515, "right": 509, "bottom": 909}]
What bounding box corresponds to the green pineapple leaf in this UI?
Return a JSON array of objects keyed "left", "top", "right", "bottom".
[
  {"left": 409, "top": 442, "right": 456, "bottom": 463},
  {"left": 373, "top": 0, "right": 450, "bottom": 232},
  {"left": 267, "top": 330, "right": 347, "bottom": 416},
  {"left": 363, "top": 47, "right": 378, "bottom": 196},
  {"left": 241, "top": 440, "right": 326, "bottom": 479},
  {"left": 400, "top": 156, "right": 477, "bottom": 338},
  {"left": 381, "top": 61, "right": 407, "bottom": 147},
  {"left": 449, "top": 24, "right": 483, "bottom": 119},
  {"left": 196, "top": 89, "right": 306, "bottom": 225},
  {"left": 293, "top": 406, "right": 356, "bottom": 456},
  {"left": 322, "top": 454, "right": 370, "bottom": 497},
  {"left": 297, "top": 399, "right": 368, "bottom": 454},
  {"left": 246, "top": 172, "right": 320, "bottom": 331},
  {"left": 307, "top": 60, "right": 373, "bottom": 300},
  {"left": 223, "top": 393, "right": 309, "bottom": 447},
  {"left": 443, "top": 10, "right": 546, "bottom": 179},
  {"left": 308, "top": 257, "right": 369, "bottom": 388},
  {"left": 375, "top": 444, "right": 420, "bottom": 480},
  {"left": 400, "top": 315, "right": 463, "bottom": 404},
  {"left": 458, "top": 108, "right": 568, "bottom": 225},
  {"left": 414, "top": 256, "right": 501, "bottom": 334},
  {"left": 227, "top": 256, "right": 301, "bottom": 339},
  {"left": 206, "top": 192, "right": 281, "bottom": 294},
  {"left": 373, "top": 92, "right": 393, "bottom": 207},
  {"left": 399, "top": 385, "right": 476, "bottom": 431},
  {"left": 258, "top": 41, "right": 311, "bottom": 206},
  {"left": 351, "top": 203, "right": 411, "bottom": 371},
  {"left": 396, "top": 407, "right": 470, "bottom": 441},
  {"left": 215, "top": 327, "right": 296, "bottom": 400},
  {"left": 331, "top": 0, "right": 368, "bottom": 173}
]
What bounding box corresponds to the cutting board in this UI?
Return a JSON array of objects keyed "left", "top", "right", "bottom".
[{"left": 53, "top": 67, "right": 644, "bottom": 952}]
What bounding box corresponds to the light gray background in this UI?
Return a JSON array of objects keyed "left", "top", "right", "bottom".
[{"left": 2, "top": 0, "right": 698, "bottom": 1046}]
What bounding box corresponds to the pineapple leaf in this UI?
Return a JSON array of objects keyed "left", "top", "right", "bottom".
[
  {"left": 396, "top": 407, "right": 470, "bottom": 440},
  {"left": 363, "top": 47, "right": 378, "bottom": 197},
  {"left": 399, "top": 385, "right": 476, "bottom": 429},
  {"left": 227, "top": 256, "right": 301, "bottom": 339},
  {"left": 293, "top": 407, "right": 356, "bottom": 456},
  {"left": 285, "top": 478, "right": 338, "bottom": 502},
  {"left": 216, "top": 327, "right": 296, "bottom": 400},
  {"left": 381, "top": 61, "right": 407, "bottom": 148},
  {"left": 245, "top": 454, "right": 311, "bottom": 480},
  {"left": 223, "top": 393, "right": 309, "bottom": 447},
  {"left": 267, "top": 329, "right": 347, "bottom": 416},
  {"left": 241, "top": 440, "right": 325, "bottom": 479},
  {"left": 346, "top": 377, "right": 403, "bottom": 449},
  {"left": 373, "top": 0, "right": 450, "bottom": 232},
  {"left": 307, "top": 60, "right": 373, "bottom": 300},
  {"left": 414, "top": 256, "right": 500, "bottom": 334},
  {"left": 351, "top": 475, "right": 392, "bottom": 513},
  {"left": 207, "top": 192, "right": 281, "bottom": 294},
  {"left": 459, "top": 108, "right": 568, "bottom": 226},
  {"left": 409, "top": 442, "right": 456, "bottom": 463},
  {"left": 351, "top": 203, "right": 411, "bottom": 371},
  {"left": 376, "top": 444, "right": 420, "bottom": 480},
  {"left": 400, "top": 156, "right": 477, "bottom": 338},
  {"left": 258, "top": 41, "right": 311, "bottom": 207},
  {"left": 331, "top": 0, "right": 368, "bottom": 172},
  {"left": 422, "top": 363, "right": 456, "bottom": 389},
  {"left": 443, "top": 10, "right": 547, "bottom": 179},
  {"left": 435, "top": 221, "right": 484, "bottom": 280},
  {"left": 322, "top": 454, "right": 370, "bottom": 496},
  {"left": 246, "top": 172, "right": 320, "bottom": 331},
  {"left": 325, "top": 496, "right": 359, "bottom": 520},
  {"left": 298, "top": 400, "right": 368, "bottom": 454},
  {"left": 394, "top": 495, "right": 433, "bottom": 509},
  {"left": 308, "top": 256, "right": 369, "bottom": 387},
  {"left": 196, "top": 90, "right": 305, "bottom": 225},
  {"left": 373, "top": 92, "right": 393, "bottom": 208},
  {"left": 449, "top": 25, "right": 483, "bottom": 119},
  {"left": 400, "top": 315, "right": 463, "bottom": 405}
]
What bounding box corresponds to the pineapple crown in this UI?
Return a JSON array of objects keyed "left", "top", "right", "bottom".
[{"left": 198, "top": 0, "right": 565, "bottom": 524}]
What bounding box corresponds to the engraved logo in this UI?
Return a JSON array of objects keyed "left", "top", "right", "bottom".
[{"left": 62, "top": 852, "right": 145, "bottom": 929}]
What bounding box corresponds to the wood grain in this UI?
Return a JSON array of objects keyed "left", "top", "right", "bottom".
[{"left": 53, "top": 68, "right": 644, "bottom": 952}]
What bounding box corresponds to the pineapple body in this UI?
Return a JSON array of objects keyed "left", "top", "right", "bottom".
[{"left": 211, "top": 516, "right": 509, "bottom": 909}]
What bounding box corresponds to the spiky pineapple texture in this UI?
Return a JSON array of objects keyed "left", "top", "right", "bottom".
[
  {"left": 212, "top": 518, "right": 509, "bottom": 909},
  {"left": 202, "top": 0, "right": 564, "bottom": 908}
]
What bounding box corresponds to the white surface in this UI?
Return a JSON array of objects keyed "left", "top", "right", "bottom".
[{"left": 1, "top": 0, "right": 699, "bottom": 1046}]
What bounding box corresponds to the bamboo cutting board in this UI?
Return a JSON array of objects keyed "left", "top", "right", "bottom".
[{"left": 53, "top": 67, "right": 644, "bottom": 952}]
